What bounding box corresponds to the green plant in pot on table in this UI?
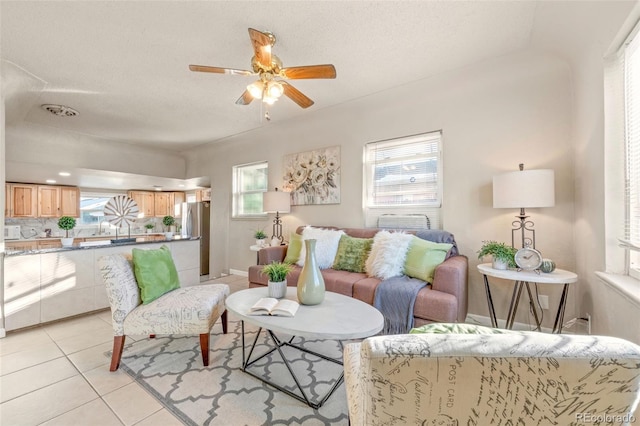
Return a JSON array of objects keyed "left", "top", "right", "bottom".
[
  {"left": 254, "top": 229, "right": 267, "bottom": 246},
  {"left": 58, "top": 216, "right": 77, "bottom": 247},
  {"left": 477, "top": 240, "right": 517, "bottom": 270},
  {"left": 162, "top": 216, "right": 176, "bottom": 239},
  {"left": 144, "top": 223, "right": 155, "bottom": 233},
  {"left": 262, "top": 261, "right": 293, "bottom": 299}
]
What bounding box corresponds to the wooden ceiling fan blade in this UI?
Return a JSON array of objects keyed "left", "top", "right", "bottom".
[
  {"left": 235, "top": 90, "right": 254, "bottom": 106},
  {"left": 282, "top": 82, "right": 314, "bottom": 108},
  {"left": 280, "top": 64, "right": 336, "bottom": 80},
  {"left": 248, "top": 28, "right": 273, "bottom": 70},
  {"left": 189, "top": 65, "right": 254, "bottom": 76}
]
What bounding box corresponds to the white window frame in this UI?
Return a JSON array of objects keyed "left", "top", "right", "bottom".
[
  {"left": 363, "top": 131, "right": 443, "bottom": 229},
  {"left": 232, "top": 161, "right": 268, "bottom": 219},
  {"left": 624, "top": 22, "right": 640, "bottom": 280},
  {"left": 604, "top": 15, "right": 640, "bottom": 281}
]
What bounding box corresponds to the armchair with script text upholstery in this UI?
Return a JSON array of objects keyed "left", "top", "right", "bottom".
[
  {"left": 99, "top": 253, "right": 229, "bottom": 371},
  {"left": 344, "top": 326, "right": 640, "bottom": 425}
]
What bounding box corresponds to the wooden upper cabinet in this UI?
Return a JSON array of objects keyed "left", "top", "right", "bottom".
[
  {"left": 195, "top": 188, "right": 211, "bottom": 202},
  {"left": 59, "top": 187, "right": 80, "bottom": 217},
  {"left": 127, "top": 191, "right": 155, "bottom": 218},
  {"left": 173, "top": 192, "right": 185, "bottom": 218},
  {"left": 9, "top": 183, "right": 38, "bottom": 218},
  {"left": 38, "top": 186, "right": 59, "bottom": 217},
  {"left": 154, "top": 192, "right": 172, "bottom": 217},
  {"left": 126, "top": 190, "right": 184, "bottom": 218},
  {"left": 37, "top": 185, "right": 80, "bottom": 218}
]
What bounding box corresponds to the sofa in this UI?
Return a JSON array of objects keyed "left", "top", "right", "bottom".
[
  {"left": 343, "top": 326, "right": 640, "bottom": 425},
  {"left": 247, "top": 226, "right": 468, "bottom": 326}
]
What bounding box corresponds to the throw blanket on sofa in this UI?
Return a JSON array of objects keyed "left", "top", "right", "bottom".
[{"left": 374, "top": 275, "right": 427, "bottom": 335}]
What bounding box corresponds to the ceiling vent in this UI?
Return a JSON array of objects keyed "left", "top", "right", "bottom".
[{"left": 41, "top": 104, "right": 79, "bottom": 117}]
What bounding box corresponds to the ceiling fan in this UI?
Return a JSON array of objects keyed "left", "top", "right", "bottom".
[{"left": 189, "top": 28, "right": 336, "bottom": 109}]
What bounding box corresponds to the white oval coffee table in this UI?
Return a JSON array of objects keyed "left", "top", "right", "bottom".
[{"left": 226, "top": 287, "right": 384, "bottom": 408}]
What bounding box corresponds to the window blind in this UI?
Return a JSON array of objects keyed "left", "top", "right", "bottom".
[
  {"left": 364, "top": 131, "right": 442, "bottom": 229},
  {"left": 622, "top": 30, "right": 640, "bottom": 254}
]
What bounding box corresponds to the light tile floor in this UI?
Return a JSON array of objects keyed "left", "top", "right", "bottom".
[{"left": 0, "top": 274, "right": 249, "bottom": 426}]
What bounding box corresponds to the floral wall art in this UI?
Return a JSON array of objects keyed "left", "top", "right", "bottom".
[{"left": 283, "top": 146, "right": 341, "bottom": 205}]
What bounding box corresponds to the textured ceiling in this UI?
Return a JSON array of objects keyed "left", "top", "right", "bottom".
[{"left": 1, "top": 1, "right": 538, "bottom": 152}]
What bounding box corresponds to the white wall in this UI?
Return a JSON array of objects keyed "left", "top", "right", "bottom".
[
  {"left": 186, "top": 50, "right": 576, "bottom": 329},
  {"left": 6, "top": 123, "right": 186, "bottom": 179}
]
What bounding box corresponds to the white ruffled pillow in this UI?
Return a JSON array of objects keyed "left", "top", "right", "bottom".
[
  {"left": 297, "top": 226, "right": 345, "bottom": 269},
  {"left": 365, "top": 231, "right": 414, "bottom": 280}
]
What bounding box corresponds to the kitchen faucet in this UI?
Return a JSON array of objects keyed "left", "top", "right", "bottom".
[{"left": 98, "top": 220, "right": 110, "bottom": 235}]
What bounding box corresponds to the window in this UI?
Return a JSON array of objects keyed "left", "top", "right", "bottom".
[
  {"left": 79, "top": 191, "right": 124, "bottom": 225},
  {"left": 364, "top": 131, "right": 442, "bottom": 228},
  {"left": 624, "top": 26, "right": 640, "bottom": 279},
  {"left": 232, "top": 161, "right": 268, "bottom": 218}
]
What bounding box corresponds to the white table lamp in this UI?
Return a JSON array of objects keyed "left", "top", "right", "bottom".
[
  {"left": 263, "top": 188, "right": 291, "bottom": 244},
  {"left": 493, "top": 164, "right": 555, "bottom": 248}
]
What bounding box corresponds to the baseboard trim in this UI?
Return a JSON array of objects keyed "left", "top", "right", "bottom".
[
  {"left": 229, "top": 268, "right": 248, "bottom": 277},
  {"left": 466, "top": 313, "right": 553, "bottom": 333}
]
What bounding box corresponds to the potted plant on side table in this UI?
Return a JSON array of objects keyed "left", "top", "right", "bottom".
[
  {"left": 145, "top": 223, "right": 155, "bottom": 234},
  {"left": 58, "top": 216, "right": 77, "bottom": 247},
  {"left": 477, "top": 241, "right": 517, "bottom": 270},
  {"left": 254, "top": 229, "right": 267, "bottom": 247},
  {"left": 262, "top": 261, "right": 293, "bottom": 299},
  {"left": 162, "top": 215, "right": 176, "bottom": 240}
]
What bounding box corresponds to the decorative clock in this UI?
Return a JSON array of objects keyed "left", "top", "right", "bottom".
[{"left": 514, "top": 246, "right": 543, "bottom": 271}]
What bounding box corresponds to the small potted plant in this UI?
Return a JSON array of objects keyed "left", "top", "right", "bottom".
[
  {"left": 145, "top": 223, "right": 155, "bottom": 234},
  {"left": 254, "top": 229, "right": 267, "bottom": 246},
  {"left": 58, "top": 216, "right": 76, "bottom": 247},
  {"left": 262, "top": 261, "right": 293, "bottom": 299},
  {"left": 162, "top": 215, "right": 176, "bottom": 239},
  {"left": 477, "top": 241, "right": 517, "bottom": 270}
]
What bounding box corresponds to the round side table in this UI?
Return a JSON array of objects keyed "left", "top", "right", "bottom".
[{"left": 477, "top": 263, "right": 578, "bottom": 333}]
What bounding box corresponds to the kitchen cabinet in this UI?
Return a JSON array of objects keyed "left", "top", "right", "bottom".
[
  {"left": 37, "top": 185, "right": 80, "bottom": 218},
  {"left": 3, "top": 239, "right": 200, "bottom": 331},
  {"left": 154, "top": 192, "right": 173, "bottom": 217},
  {"left": 127, "top": 190, "right": 185, "bottom": 218},
  {"left": 5, "top": 241, "right": 38, "bottom": 251},
  {"left": 195, "top": 188, "right": 211, "bottom": 202},
  {"left": 127, "top": 191, "right": 155, "bottom": 217},
  {"left": 173, "top": 191, "right": 185, "bottom": 218},
  {"left": 6, "top": 183, "right": 38, "bottom": 218},
  {"left": 59, "top": 186, "right": 80, "bottom": 216},
  {"left": 37, "top": 240, "right": 63, "bottom": 249}
]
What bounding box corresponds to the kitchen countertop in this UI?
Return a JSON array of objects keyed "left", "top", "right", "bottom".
[
  {"left": 5, "top": 236, "right": 201, "bottom": 257},
  {"left": 9, "top": 233, "right": 169, "bottom": 242}
]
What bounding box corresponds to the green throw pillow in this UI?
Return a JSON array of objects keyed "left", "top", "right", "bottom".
[
  {"left": 332, "top": 235, "right": 373, "bottom": 273},
  {"left": 403, "top": 236, "right": 453, "bottom": 283},
  {"left": 284, "top": 232, "right": 303, "bottom": 264},
  {"left": 409, "top": 323, "right": 515, "bottom": 335},
  {"left": 132, "top": 245, "right": 180, "bottom": 304}
]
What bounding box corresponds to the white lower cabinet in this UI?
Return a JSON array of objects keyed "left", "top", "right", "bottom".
[
  {"left": 3, "top": 240, "right": 200, "bottom": 331},
  {"left": 40, "top": 250, "right": 95, "bottom": 323},
  {"left": 4, "top": 255, "right": 41, "bottom": 331}
]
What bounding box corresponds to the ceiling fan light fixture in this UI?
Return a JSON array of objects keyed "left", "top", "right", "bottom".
[
  {"left": 267, "top": 81, "right": 284, "bottom": 99},
  {"left": 263, "top": 95, "right": 278, "bottom": 105},
  {"left": 247, "top": 81, "right": 264, "bottom": 99}
]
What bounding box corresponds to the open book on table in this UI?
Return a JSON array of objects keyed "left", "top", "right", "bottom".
[{"left": 249, "top": 297, "right": 299, "bottom": 317}]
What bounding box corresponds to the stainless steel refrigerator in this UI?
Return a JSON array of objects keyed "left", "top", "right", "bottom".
[{"left": 181, "top": 202, "right": 210, "bottom": 276}]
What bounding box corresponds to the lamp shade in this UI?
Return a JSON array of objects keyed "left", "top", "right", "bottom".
[
  {"left": 493, "top": 169, "right": 555, "bottom": 209},
  {"left": 263, "top": 191, "right": 291, "bottom": 213}
]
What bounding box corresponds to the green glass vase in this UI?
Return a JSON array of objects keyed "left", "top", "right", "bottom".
[{"left": 297, "top": 239, "right": 325, "bottom": 305}]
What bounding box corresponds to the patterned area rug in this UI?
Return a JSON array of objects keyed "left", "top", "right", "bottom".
[{"left": 110, "top": 319, "right": 349, "bottom": 425}]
